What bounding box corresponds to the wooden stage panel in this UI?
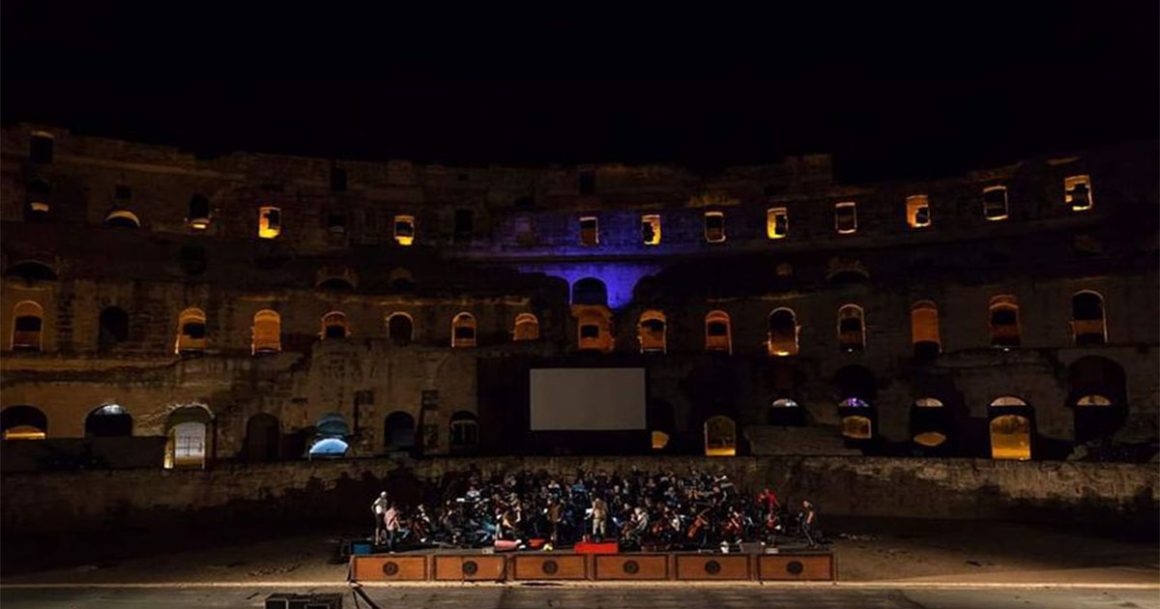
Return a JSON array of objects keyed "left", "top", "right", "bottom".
[
  {"left": 350, "top": 555, "right": 428, "bottom": 581},
  {"left": 433, "top": 555, "right": 508, "bottom": 581},
  {"left": 674, "top": 554, "right": 751, "bottom": 580},
  {"left": 511, "top": 554, "right": 588, "bottom": 580},
  {"left": 593, "top": 554, "right": 669, "bottom": 580},
  {"left": 758, "top": 553, "right": 835, "bottom": 581}
]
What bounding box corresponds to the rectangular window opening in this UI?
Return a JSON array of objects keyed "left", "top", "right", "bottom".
[
  {"left": 767, "top": 207, "right": 789, "bottom": 239},
  {"left": 835, "top": 202, "right": 858, "bottom": 234}
]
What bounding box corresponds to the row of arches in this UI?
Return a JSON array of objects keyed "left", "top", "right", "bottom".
[
  {"left": 8, "top": 291, "right": 1109, "bottom": 354},
  {"left": 0, "top": 404, "right": 481, "bottom": 465}
]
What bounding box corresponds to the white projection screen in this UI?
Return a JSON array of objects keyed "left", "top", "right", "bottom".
[{"left": 529, "top": 368, "right": 646, "bottom": 431}]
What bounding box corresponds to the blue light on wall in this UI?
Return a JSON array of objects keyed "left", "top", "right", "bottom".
[{"left": 515, "top": 262, "right": 663, "bottom": 310}]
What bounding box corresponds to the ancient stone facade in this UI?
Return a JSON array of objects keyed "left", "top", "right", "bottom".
[{"left": 1, "top": 124, "right": 1156, "bottom": 468}]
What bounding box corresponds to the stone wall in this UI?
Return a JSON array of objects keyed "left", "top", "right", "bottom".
[{"left": 3, "top": 456, "right": 1155, "bottom": 538}]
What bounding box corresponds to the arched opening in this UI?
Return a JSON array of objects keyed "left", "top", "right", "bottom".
[
  {"left": 837, "top": 304, "right": 865, "bottom": 352},
  {"left": 910, "top": 398, "right": 950, "bottom": 451},
  {"left": 450, "top": 411, "right": 479, "bottom": 450},
  {"left": 11, "top": 300, "right": 44, "bottom": 352},
  {"left": 244, "top": 413, "right": 280, "bottom": 462},
  {"left": 321, "top": 311, "right": 349, "bottom": 340},
  {"left": 104, "top": 209, "right": 141, "bottom": 228},
  {"left": 387, "top": 312, "right": 414, "bottom": 346},
  {"left": 5, "top": 260, "right": 58, "bottom": 283},
  {"left": 1065, "top": 175, "right": 1093, "bottom": 211},
  {"left": 703, "top": 415, "right": 736, "bottom": 456},
  {"left": 910, "top": 301, "right": 941, "bottom": 360},
  {"left": 638, "top": 310, "right": 667, "bottom": 353},
  {"left": 906, "top": 195, "right": 932, "bottom": 228},
  {"left": 768, "top": 398, "right": 804, "bottom": 426},
  {"left": 252, "top": 310, "right": 282, "bottom": 354},
  {"left": 841, "top": 414, "right": 873, "bottom": 440},
  {"left": 989, "top": 396, "right": 1032, "bottom": 460},
  {"left": 384, "top": 411, "right": 416, "bottom": 452},
  {"left": 308, "top": 437, "right": 349, "bottom": 458},
  {"left": 836, "top": 365, "right": 876, "bottom": 441},
  {"left": 1, "top": 405, "right": 47, "bottom": 440},
  {"left": 513, "top": 313, "right": 540, "bottom": 341},
  {"left": 1068, "top": 356, "right": 1128, "bottom": 445},
  {"left": 187, "top": 194, "right": 211, "bottom": 230},
  {"left": 768, "top": 308, "right": 799, "bottom": 356},
  {"left": 175, "top": 307, "right": 207, "bottom": 355},
  {"left": 1071, "top": 291, "right": 1107, "bottom": 346},
  {"left": 258, "top": 206, "right": 282, "bottom": 239},
  {"left": 989, "top": 295, "right": 1021, "bottom": 348},
  {"left": 452, "top": 312, "right": 476, "bottom": 348},
  {"left": 98, "top": 307, "right": 130, "bottom": 351},
  {"left": 85, "top": 403, "right": 132, "bottom": 437},
  {"left": 834, "top": 201, "right": 858, "bottom": 234},
  {"left": 705, "top": 310, "right": 732, "bottom": 353},
  {"left": 26, "top": 177, "right": 51, "bottom": 218},
  {"left": 393, "top": 215, "right": 416, "bottom": 246},
  {"left": 641, "top": 214, "right": 661, "bottom": 245},
  {"left": 575, "top": 306, "right": 613, "bottom": 352},
  {"left": 317, "top": 276, "right": 355, "bottom": 291},
  {"left": 572, "top": 278, "right": 608, "bottom": 306},
  {"left": 164, "top": 406, "right": 212, "bottom": 469},
  {"left": 703, "top": 211, "right": 726, "bottom": 242},
  {"left": 648, "top": 400, "right": 675, "bottom": 451}
]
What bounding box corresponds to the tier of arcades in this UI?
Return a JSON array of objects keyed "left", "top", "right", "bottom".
[{"left": 3, "top": 125, "right": 1150, "bottom": 272}]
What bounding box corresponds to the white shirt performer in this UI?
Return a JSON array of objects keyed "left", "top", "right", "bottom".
[{"left": 371, "top": 491, "right": 389, "bottom": 544}]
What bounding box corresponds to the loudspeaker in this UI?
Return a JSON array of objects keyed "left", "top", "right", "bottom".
[{"left": 265, "top": 593, "right": 343, "bottom": 609}]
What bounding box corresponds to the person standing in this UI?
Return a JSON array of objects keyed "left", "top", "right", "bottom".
[
  {"left": 384, "top": 502, "right": 401, "bottom": 551},
  {"left": 371, "top": 491, "right": 389, "bottom": 545},
  {"left": 591, "top": 496, "right": 608, "bottom": 541},
  {"left": 800, "top": 500, "right": 819, "bottom": 548}
]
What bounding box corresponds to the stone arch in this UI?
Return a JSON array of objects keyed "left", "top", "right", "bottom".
[
  {"left": 105, "top": 209, "right": 141, "bottom": 228},
  {"left": 450, "top": 411, "right": 479, "bottom": 449},
  {"left": 4, "top": 259, "right": 58, "bottom": 283},
  {"left": 1067, "top": 356, "right": 1128, "bottom": 445},
  {"left": 1071, "top": 290, "right": 1107, "bottom": 346},
  {"left": 513, "top": 313, "right": 540, "bottom": 341},
  {"left": 989, "top": 295, "right": 1021, "bottom": 348},
  {"left": 989, "top": 396, "right": 1033, "bottom": 460},
  {"left": 572, "top": 277, "right": 608, "bottom": 306},
  {"left": 837, "top": 304, "right": 865, "bottom": 352},
  {"left": 387, "top": 312, "right": 414, "bottom": 346},
  {"left": 85, "top": 403, "right": 132, "bottom": 437},
  {"left": 164, "top": 405, "right": 213, "bottom": 469},
  {"left": 1, "top": 405, "right": 47, "bottom": 440},
  {"left": 321, "top": 311, "right": 349, "bottom": 339},
  {"left": 384, "top": 411, "right": 416, "bottom": 451},
  {"left": 11, "top": 300, "right": 44, "bottom": 352},
  {"left": 705, "top": 310, "right": 732, "bottom": 353},
  {"left": 637, "top": 310, "right": 667, "bottom": 353},
  {"left": 768, "top": 308, "right": 799, "bottom": 356},
  {"left": 703, "top": 415, "right": 736, "bottom": 456},
  {"left": 98, "top": 306, "right": 130, "bottom": 351},
  {"left": 245, "top": 413, "right": 281, "bottom": 461},
  {"left": 175, "top": 307, "right": 207, "bottom": 355},
  {"left": 910, "top": 300, "right": 941, "bottom": 359},
  {"left": 452, "top": 312, "right": 477, "bottom": 348},
  {"left": 252, "top": 309, "right": 282, "bottom": 354}
]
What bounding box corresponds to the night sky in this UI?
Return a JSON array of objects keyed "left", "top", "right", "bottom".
[{"left": 2, "top": 2, "right": 1156, "bottom": 181}]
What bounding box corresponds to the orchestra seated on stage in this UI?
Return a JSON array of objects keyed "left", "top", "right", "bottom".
[{"left": 369, "top": 467, "right": 826, "bottom": 552}]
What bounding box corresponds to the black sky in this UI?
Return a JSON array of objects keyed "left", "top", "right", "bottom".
[{"left": 2, "top": 2, "right": 1156, "bottom": 181}]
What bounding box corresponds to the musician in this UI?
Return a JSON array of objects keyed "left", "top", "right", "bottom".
[
  {"left": 590, "top": 496, "right": 608, "bottom": 541},
  {"left": 371, "top": 491, "right": 389, "bottom": 545},
  {"left": 546, "top": 497, "right": 563, "bottom": 545},
  {"left": 623, "top": 506, "right": 650, "bottom": 543},
  {"left": 383, "top": 502, "right": 400, "bottom": 551},
  {"left": 800, "top": 500, "right": 819, "bottom": 548}
]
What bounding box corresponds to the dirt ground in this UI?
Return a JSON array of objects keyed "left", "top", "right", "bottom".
[{"left": 2, "top": 517, "right": 1156, "bottom": 586}]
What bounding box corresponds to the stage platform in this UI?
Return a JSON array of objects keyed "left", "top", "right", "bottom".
[{"left": 350, "top": 548, "right": 835, "bottom": 583}]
